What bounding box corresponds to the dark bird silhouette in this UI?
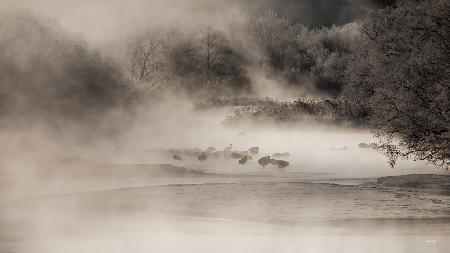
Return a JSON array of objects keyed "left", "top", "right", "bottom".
[
  {"left": 239, "top": 156, "right": 248, "bottom": 165},
  {"left": 270, "top": 159, "right": 289, "bottom": 168},
  {"left": 258, "top": 156, "right": 271, "bottom": 167},
  {"left": 198, "top": 152, "right": 207, "bottom": 161}
]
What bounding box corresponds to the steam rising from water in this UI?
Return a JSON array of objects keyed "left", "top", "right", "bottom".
[{"left": 0, "top": 1, "right": 448, "bottom": 253}]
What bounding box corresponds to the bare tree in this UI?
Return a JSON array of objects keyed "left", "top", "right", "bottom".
[
  {"left": 345, "top": 0, "right": 450, "bottom": 168},
  {"left": 195, "top": 27, "right": 249, "bottom": 93},
  {"left": 248, "top": 11, "right": 296, "bottom": 69},
  {"left": 198, "top": 28, "right": 226, "bottom": 87},
  {"left": 128, "top": 30, "right": 169, "bottom": 100}
]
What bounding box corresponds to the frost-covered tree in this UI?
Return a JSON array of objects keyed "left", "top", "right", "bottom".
[
  {"left": 248, "top": 11, "right": 359, "bottom": 96},
  {"left": 248, "top": 11, "right": 300, "bottom": 70},
  {"left": 128, "top": 27, "right": 250, "bottom": 97},
  {"left": 345, "top": 0, "right": 450, "bottom": 168},
  {"left": 308, "top": 23, "right": 361, "bottom": 96},
  {"left": 197, "top": 28, "right": 249, "bottom": 93},
  {"left": 128, "top": 29, "right": 172, "bottom": 98}
]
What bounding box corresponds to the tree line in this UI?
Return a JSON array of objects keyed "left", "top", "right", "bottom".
[
  {"left": 0, "top": 0, "right": 449, "bottom": 167},
  {"left": 125, "top": 11, "right": 360, "bottom": 98}
]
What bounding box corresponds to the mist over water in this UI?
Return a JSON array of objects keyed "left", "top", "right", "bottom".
[
  {"left": 125, "top": 99, "right": 432, "bottom": 177},
  {"left": 1, "top": 1, "right": 449, "bottom": 253},
  {"left": 1, "top": 94, "right": 443, "bottom": 252}
]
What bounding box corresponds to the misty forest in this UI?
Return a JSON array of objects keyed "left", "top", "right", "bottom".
[{"left": 0, "top": 0, "right": 450, "bottom": 252}]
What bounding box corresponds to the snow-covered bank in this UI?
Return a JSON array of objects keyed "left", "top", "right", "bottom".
[{"left": 374, "top": 174, "right": 450, "bottom": 192}]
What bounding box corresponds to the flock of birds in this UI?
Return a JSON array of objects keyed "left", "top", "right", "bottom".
[
  {"left": 162, "top": 142, "right": 376, "bottom": 172},
  {"left": 168, "top": 145, "right": 291, "bottom": 170}
]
